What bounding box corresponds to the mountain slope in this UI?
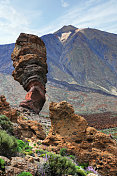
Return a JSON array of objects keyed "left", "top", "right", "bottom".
[
  {"left": 42, "top": 25, "right": 117, "bottom": 96},
  {"left": 0, "top": 43, "right": 14, "bottom": 74},
  {"left": 0, "top": 25, "right": 117, "bottom": 96}
]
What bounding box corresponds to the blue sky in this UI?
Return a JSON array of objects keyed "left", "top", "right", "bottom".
[{"left": 0, "top": 0, "right": 117, "bottom": 44}]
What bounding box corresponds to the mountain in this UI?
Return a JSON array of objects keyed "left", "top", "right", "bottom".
[
  {"left": 41, "top": 25, "right": 117, "bottom": 96},
  {"left": 0, "top": 43, "right": 14, "bottom": 74},
  {"left": 0, "top": 25, "right": 117, "bottom": 97},
  {"left": 0, "top": 25, "right": 117, "bottom": 118}
]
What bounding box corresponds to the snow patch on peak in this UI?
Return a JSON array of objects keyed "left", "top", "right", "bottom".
[
  {"left": 58, "top": 31, "right": 71, "bottom": 43},
  {"left": 75, "top": 28, "right": 85, "bottom": 33}
]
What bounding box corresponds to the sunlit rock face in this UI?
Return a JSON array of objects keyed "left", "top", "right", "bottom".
[
  {"left": 11, "top": 33, "right": 48, "bottom": 113},
  {"left": 42, "top": 101, "right": 117, "bottom": 176}
]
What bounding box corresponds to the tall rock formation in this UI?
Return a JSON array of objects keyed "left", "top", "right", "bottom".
[
  {"left": 11, "top": 33, "right": 48, "bottom": 113},
  {"left": 42, "top": 101, "right": 117, "bottom": 176}
]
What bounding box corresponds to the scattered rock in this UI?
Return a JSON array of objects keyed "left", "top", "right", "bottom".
[
  {"left": 4, "top": 156, "right": 38, "bottom": 176},
  {"left": 11, "top": 33, "right": 48, "bottom": 114},
  {"left": 42, "top": 101, "right": 117, "bottom": 176}
]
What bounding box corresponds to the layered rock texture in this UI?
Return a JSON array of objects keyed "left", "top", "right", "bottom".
[
  {"left": 11, "top": 33, "right": 48, "bottom": 113},
  {"left": 42, "top": 101, "right": 117, "bottom": 176}
]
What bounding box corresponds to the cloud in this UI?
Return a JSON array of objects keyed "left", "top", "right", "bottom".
[
  {"left": 57, "top": 0, "right": 117, "bottom": 33},
  {"left": 61, "top": 0, "right": 69, "bottom": 8},
  {"left": 36, "top": 0, "right": 117, "bottom": 37},
  {"left": 0, "top": 0, "right": 117, "bottom": 44},
  {"left": 0, "top": 0, "right": 30, "bottom": 43},
  {"left": 0, "top": 0, "right": 42, "bottom": 44}
]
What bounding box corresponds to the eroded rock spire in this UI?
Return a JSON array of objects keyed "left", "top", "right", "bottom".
[{"left": 11, "top": 33, "right": 48, "bottom": 113}]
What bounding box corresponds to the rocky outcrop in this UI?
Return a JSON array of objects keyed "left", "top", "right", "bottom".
[
  {"left": 0, "top": 156, "right": 38, "bottom": 176},
  {"left": 15, "top": 116, "right": 46, "bottom": 140},
  {"left": 0, "top": 95, "right": 46, "bottom": 140},
  {"left": 42, "top": 101, "right": 117, "bottom": 176},
  {"left": 11, "top": 33, "right": 48, "bottom": 113},
  {"left": 0, "top": 95, "right": 17, "bottom": 122}
]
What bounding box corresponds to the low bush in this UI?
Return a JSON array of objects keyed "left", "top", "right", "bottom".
[
  {"left": 0, "top": 115, "right": 13, "bottom": 134},
  {"left": 0, "top": 130, "right": 17, "bottom": 158},
  {"left": 17, "top": 139, "right": 33, "bottom": 155},
  {"left": 36, "top": 149, "right": 48, "bottom": 156},
  {"left": 68, "top": 155, "right": 75, "bottom": 161},
  {"left": 17, "top": 171, "right": 32, "bottom": 176},
  {"left": 37, "top": 152, "right": 90, "bottom": 176},
  {"left": 17, "top": 140, "right": 26, "bottom": 152},
  {"left": 43, "top": 153, "right": 77, "bottom": 176},
  {"left": 78, "top": 163, "right": 89, "bottom": 169},
  {"left": 59, "top": 148, "right": 67, "bottom": 156},
  {"left": 76, "top": 166, "right": 87, "bottom": 176}
]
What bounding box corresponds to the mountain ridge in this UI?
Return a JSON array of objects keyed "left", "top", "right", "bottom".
[
  {"left": 42, "top": 26, "right": 117, "bottom": 96},
  {"left": 0, "top": 25, "right": 117, "bottom": 96}
]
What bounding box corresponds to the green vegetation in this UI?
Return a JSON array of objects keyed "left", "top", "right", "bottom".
[
  {"left": 0, "top": 130, "right": 17, "bottom": 158},
  {"left": 43, "top": 153, "right": 77, "bottom": 176},
  {"left": 17, "top": 139, "right": 33, "bottom": 155},
  {"left": 59, "top": 147, "right": 67, "bottom": 156},
  {"left": 78, "top": 163, "right": 89, "bottom": 169},
  {"left": 76, "top": 166, "right": 87, "bottom": 176},
  {"left": 0, "top": 133, "right": 96, "bottom": 175},
  {"left": 36, "top": 151, "right": 94, "bottom": 176},
  {"left": 17, "top": 171, "right": 32, "bottom": 176},
  {"left": 68, "top": 155, "right": 75, "bottom": 161},
  {"left": 0, "top": 158, "right": 5, "bottom": 171},
  {"left": 0, "top": 113, "right": 97, "bottom": 175},
  {"left": 36, "top": 149, "right": 48, "bottom": 156},
  {"left": 0, "top": 115, "right": 13, "bottom": 134}
]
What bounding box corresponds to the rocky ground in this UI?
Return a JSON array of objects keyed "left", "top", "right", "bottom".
[
  {"left": 0, "top": 74, "right": 117, "bottom": 130},
  {"left": 0, "top": 96, "right": 117, "bottom": 176}
]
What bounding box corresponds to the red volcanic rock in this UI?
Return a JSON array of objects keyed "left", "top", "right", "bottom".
[
  {"left": 11, "top": 33, "right": 48, "bottom": 113},
  {"left": 42, "top": 101, "right": 117, "bottom": 176},
  {"left": 0, "top": 95, "right": 17, "bottom": 122}
]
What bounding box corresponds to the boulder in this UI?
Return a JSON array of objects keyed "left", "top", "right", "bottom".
[
  {"left": 42, "top": 101, "right": 117, "bottom": 176},
  {"left": 11, "top": 33, "right": 48, "bottom": 114}
]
